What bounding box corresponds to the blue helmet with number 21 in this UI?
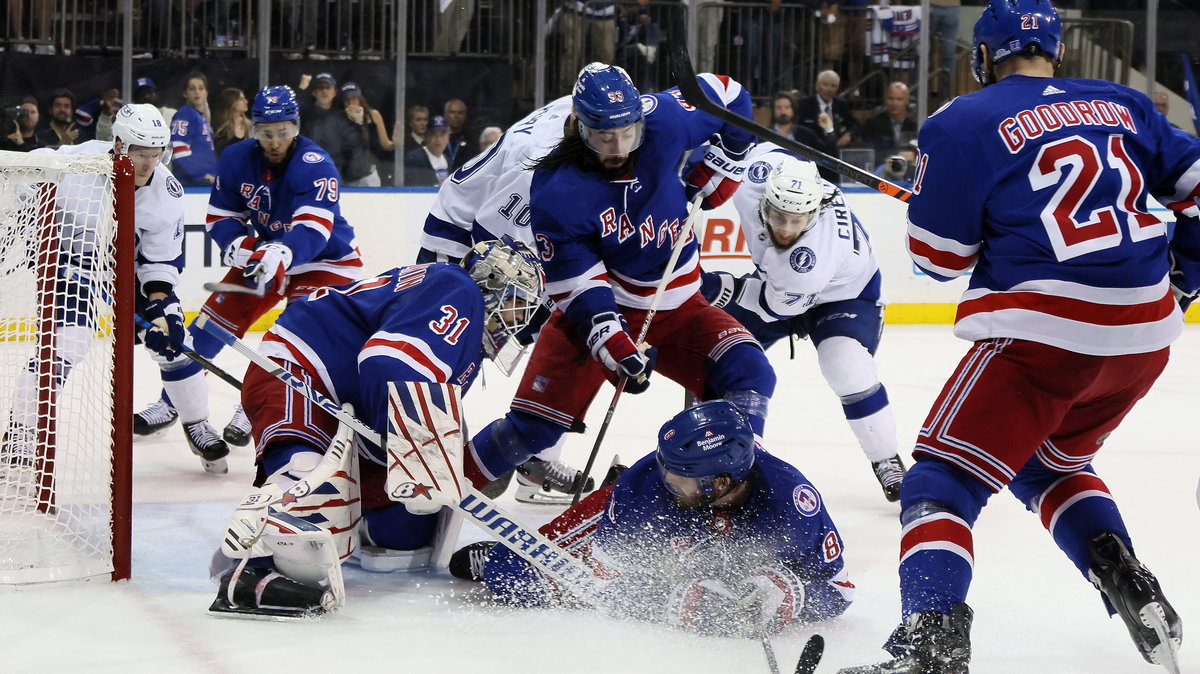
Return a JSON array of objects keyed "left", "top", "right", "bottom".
[{"left": 971, "top": 0, "right": 1063, "bottom": 86}]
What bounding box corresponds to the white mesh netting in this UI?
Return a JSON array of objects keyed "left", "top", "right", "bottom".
[{"left": 0, "top": 151, "right": 122, "bottom": 583}]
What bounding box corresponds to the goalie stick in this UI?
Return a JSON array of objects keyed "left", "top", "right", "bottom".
[
  {"left": 194, "top": 313, "right": 606, "bottom": 604},
  {"left": 571, "top": 192, "right": 705, "bottom": 505},
  {"left": 133, "top": 313, "right": 244, "bottom": 391},
  {"left": 667, "top": 17, "right": 912, "bottom": 203}
]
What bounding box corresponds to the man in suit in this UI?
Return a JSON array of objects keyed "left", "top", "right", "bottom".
[
  {"left": 796, "top": 70, "right": 860, "bottom": 182},
  {"left": 860, "top": 81, "right": 918, "bottom": 157}
]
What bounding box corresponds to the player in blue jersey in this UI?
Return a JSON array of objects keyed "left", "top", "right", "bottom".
[
  {"left": 469, "top": 63, "right": 777, "bottom": 490},
  {"left": 839, "top": 2, "right": 1200, "bottom": 672},
  {"left": 133, "top": 85, "right": 365, "bottom": 455},
  {"left": 207, "top": 238, "right": 547, "bottom": 618},
  {"left": 450, "top": 401, "right": 853, "bottom": 636},
  {"left": 700, "top": 146, "right": 906, "bottom": 503}
]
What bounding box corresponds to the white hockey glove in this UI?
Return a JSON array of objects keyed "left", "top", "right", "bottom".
[
  {"left": 586, "top": 312, "right": 656, "bottom": 394},
  {"left": 222, "top": 235, "right": 259, "bottom": 269},
  {"left": 738, "top": 564, "right": 806, "bottom": 635},
  {"left": 385, "top": 380, "right": 466, "bottom": 516},
  {"left": 700, "top": 271, "right": 743, "bottom": 309},
  {"left": 244, "top": 241, "right": 293, "bottom": 293}
]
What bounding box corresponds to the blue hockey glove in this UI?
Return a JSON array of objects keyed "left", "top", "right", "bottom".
[
  {"left": 700, "top": 270, "right": 743, "bottom": 309},
  {"left": 141, "top": 294, "right": 186, "bottom": 358}
]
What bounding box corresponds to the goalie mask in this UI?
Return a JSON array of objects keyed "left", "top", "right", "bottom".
[
  {"left": 656, "top": 400, "right": 755, "bottom": 504},
  {"left": 759, "top": 157, "right": 824, "bottom": 248},
  {"left": 112, "top": 103, "right": 171, "bottom": 166},
  {"left": 463, "top": 236, "right": 546, "bottom": 373}
]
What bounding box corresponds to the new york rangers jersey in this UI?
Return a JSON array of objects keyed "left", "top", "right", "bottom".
[
  {"left": 723, "top": 143, "right": 882, "bottom": 325},
  {"left": 206, "top": 136, "right": 361, "bottom": 276},
  {"left": 258, "top": 263, "right": 484, "bottom": 465},
  {"left": 420, "top": 96, "right": 572, "bottom": 259},
  {"left": 36, "top": 140, "right": 185, "bottom": 293},
  {"left": 532, "top": 75, "right": 755, "bottom": 328},
  {"left": 169, "top": 105, "right": 218, "bottom": 184},
  {"left": 908, "top": 75, "right": 1200, "bottom": 356}
]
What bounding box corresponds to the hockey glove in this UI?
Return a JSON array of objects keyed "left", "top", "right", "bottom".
[
  {"left": 666, "top": 578, "right": 759, "bottom": 637},
  {"left": 685, "top": 137, "right": 749, "bottom": 210},
  {"left": 738, "top": 564, "right": 806, "bottom": 636},
  {"left": 141, "top": 294, "right": 186, "bottom": 358},
  {"left": 586, "top": 312, "right": 656, "bottom": 394},
  {"left": 222, "top": 235, "right": 259, "bottom": 269},
  {"left": 700, "top": 270, "right": 743, "bottom": 309},
  {"left": 244, "top": 242, "right": 293, "bottom": 293}
]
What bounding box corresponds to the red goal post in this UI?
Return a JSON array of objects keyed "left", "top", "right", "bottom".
[{"left": 0, "top": 150, "right": 134, "bottom": 583}]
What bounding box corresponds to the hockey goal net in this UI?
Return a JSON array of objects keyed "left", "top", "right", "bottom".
[{"left": 0, "top": 150, "right": 134, "bottom": 583}]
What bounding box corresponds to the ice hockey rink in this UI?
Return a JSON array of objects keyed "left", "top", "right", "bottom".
[{"left": 2, "top": 324, "right": 1198, "bottom": 674}]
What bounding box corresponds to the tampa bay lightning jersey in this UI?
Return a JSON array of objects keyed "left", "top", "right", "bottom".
[
  {"left": 726, "top": 143, "right": 883, "bottom": 323},
  {"left": 169, "top": 105, "right": 218, "bottom": 185},
  {"left": 908, "top": 75, "right": 1200, "bottom": 356},
  {"left": 258, "top": 263, "right": 485, "bottom": 465},
  {"left": 421, "top": 96, "right": 573, "bottom": 259},
  {"left": 531, "top": 75, "right": 755, "bottom": 328},
  {"left": 35, "top": 140, "right": 185, "bottom": 293},
  {"left": 206, "top": 136, "right": 361, "bottom": 276},
  {"left": 589, "top": 448, "right": 853, "bottom": 622}
]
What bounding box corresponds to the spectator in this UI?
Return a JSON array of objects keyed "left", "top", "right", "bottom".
[
  {"left": 132, "top": 77, "right": 177, "bottom": 126},
  {"left": 404, "top": 104, "right": 430, "bottom": 152},
  {"left": 76, "top": 88, "right": 123, "bottom": 143},
  {"left": 553, "top": 1, "right": 616, "bottom": 95},
  {"left": 874, "top": 140, "right": 918, "bottom": 189},
  {"left": 1155, "top": 91, "right": 1170, "bottom": 116},
  {"left": 928, "top": 0, "right": 961, "bottom": 100},
  {"left": 299, "top": 72, "right": 363, "bottom": 183},
  {"left": 435, "top": 0, "right": 475, "bottom": 54},
  {"left": 478, "top": 125, "right": 502, "bottom": 155},
  {"left": 768, "top": 90, "right": 837, "bottom": 156},
  {"left": 211, "top": 87, "right": 252, "bottom": 156},
  {"left": 860, "top": 81, "right": 917, "bottom": 157},
  {"left": 443, "top": 98, "right": 474, "bottom": 168},
  {"left": 617, "top": 0, "right": 662, "bottom": 91},
  {"left": 1, "top": 96, "right": 42, "bottom": 151},
  {"left": 796, "top": 70, "right": 860, "bottom": 182},
  {"left": 404, "top": 114, "right": 452, "bottom": 186},
  {"left": 170, "top": 72, "right": 218, "bottom": 185},
  {"left": 338, "top": 82, "right": 382, "bottom": 187},
  {"left": 35, "top": 88, "right": 78, "bottom": 149}
]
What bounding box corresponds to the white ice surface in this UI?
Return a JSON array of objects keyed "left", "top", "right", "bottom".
[{"left": 2, "top": 326, "right": 1198, "bottom": 674}]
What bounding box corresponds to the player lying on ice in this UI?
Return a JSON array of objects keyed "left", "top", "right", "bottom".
[
  {"left": 449, "top": 400, "right": 854, "bottom": 637},
  {"left": 207, "top": 236, "right": 549, "bottom": 618},
  {"left": 698, "top": 148, "right": 907, "bottom": 503}
]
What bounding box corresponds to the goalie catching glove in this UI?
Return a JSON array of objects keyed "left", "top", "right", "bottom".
[
  {"left": 141, "top": 293, "right": 187, "bottom": 358},
  {"left": 244, "top": 241, "right": 293, "bottom": 293},
  {"left": 586, "top": 311, "right": 656, "bottom": 394},
  {"left": 685, "top": 135, "right": 751, "bottom": 210}
]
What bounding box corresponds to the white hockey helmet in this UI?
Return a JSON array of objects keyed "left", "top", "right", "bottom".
[
  {"left": 112, "top": 103, "right": 171, "bottom": 165},
  {"left": 759, "top": 157, "right": 824, "bottom": 247}
]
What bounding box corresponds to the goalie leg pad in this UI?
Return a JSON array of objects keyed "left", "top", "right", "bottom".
[{"left": 385, "top": 380, "right": 465, "bottom": 515}]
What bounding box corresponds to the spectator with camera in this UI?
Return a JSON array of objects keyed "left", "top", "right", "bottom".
[
  {"left": 36, "top": 88, "right": 78, "bottom": 149},
  {"left": 860, "top": 81, "right": 918, "bottom": 158},
  {"left": 875, "top": 140, "right": 918, "bottom": 189},
  {"left": 2, "top": 97, "right": 42, "bottom": 152}
]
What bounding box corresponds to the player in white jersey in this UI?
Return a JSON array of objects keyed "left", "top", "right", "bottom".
[
  {"left": 3, "top": 104, "right": 227, "bottom": 473},
  {"left": 700, "top": 146, "right": 906, "bottom": 501},
  {"left": 417, "top": 95, "right": 597, "bottom": 504}
]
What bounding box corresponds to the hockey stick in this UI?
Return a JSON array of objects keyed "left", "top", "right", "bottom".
[
  {"left": 133, "top": 313, "right": 244, "bottom": 391},
  {"left": 570, "top": 192, "right": 706, "bottom": 505},
  {"left": 194, "top": 313, "right": 605, "bottom": 603},
  {"left": 667, "top": 17, "right": 912, "bottom": 203},
  {"left": 793, "top": 634, "right": 825, "bottom": 674},
  {"left": 760, "top": 633, "right": 782, "bottom": 674},
  {"left": 203, "top": 281, "right": 266, "bottom": 297}
]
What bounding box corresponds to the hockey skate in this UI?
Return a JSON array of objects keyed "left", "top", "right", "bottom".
[
  {"left": 871, "top": 455, "right": 907, "bottom": 503},
  {"left": 1, "top": 424, "right": 36, "bottom": 470},
  {"left": 514, "top": 457, "right": 595, "bottom": 505},
  {"left": 133, "top": 399, "right": 178, "bottom": 436},
  {"left": 184, "top": 420, "right": 230, "bottom": 474},
  {"left": 1087, "top": 532, "right": 1183, "bottom": 673},
  {"left": 448, "top": 540, "right": 497, "bottom": 582},
  {"left": 209, "top": 566, "right": 335, "bottom": 620},
  {"left": 837, "top": 603, "right": 973, "bottom": 674},
  {"left": 479, "top": 469, "right": 515, "bottom": 499},
  {"left": 223, "top": 404, "right": 252, "bottom": 447}
]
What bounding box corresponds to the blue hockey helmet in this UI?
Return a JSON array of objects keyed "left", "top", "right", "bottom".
[
  {"left": 463, "top": 235, "right": 546, "bottom": 372},
  {"left": 572, "top": 62, "right": 645, "bottom": 155},
  {"left": 971, "top": 0, "right": 1063, "bottom": 85},
  {"left": 251, "top": 85, "right": 300, "bottom": 124},
  {"left": 656, "top": 401, "right": 756, "bottom": 496}
]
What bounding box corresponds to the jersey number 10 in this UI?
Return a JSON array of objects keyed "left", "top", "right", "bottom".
[{"left": 1028, "top": 134, "right": 1165, "bottom": 262}]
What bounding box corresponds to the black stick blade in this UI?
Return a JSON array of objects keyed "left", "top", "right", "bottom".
[{"left": 795, "top": 634, "right": 825, "bottom": 674}]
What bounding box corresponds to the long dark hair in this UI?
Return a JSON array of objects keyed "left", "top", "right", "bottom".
[{"left": 528, "top": 119, "right": 638, "bottom": 179}]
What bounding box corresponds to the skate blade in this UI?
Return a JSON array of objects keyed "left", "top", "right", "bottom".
[
  {"left": 207, "top": 598, "right": 324, "bottom": 622},
  {"left": 1141, "top": 603, "right": 1182, "bottom": 674},
  {"left": 514, "top": 488, "right": 577, "bottom": 505},
  {"left": 202, "top": 457, "right": 229, "bottom": 474}
]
